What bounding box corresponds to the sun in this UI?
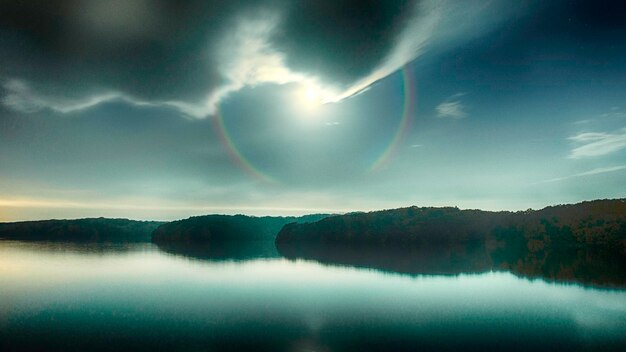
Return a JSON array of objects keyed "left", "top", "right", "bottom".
[
  {"left": 305, "top": 87, "right": 319, "bottom": 103},
  {"left": 298, "top": 84, "right": 323, "bottom": 110},
  {"left": 295, "top": 81, "right": 338, "bottom": 113}
]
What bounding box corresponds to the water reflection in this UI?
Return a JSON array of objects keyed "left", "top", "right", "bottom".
[
  {"left": 278, "top": 242, "right": 493, "bottom": 276},
  {"left": 6, "top": 239, "right": 621, "bottom": 289},
  {"left": 492, "top": 244, "right": 626, "bottom": 289},
  {"left": 155, "top": 240, "right": 279, "bottom": 262},
  {"left": 277, "top": 242, "right": 626, "bottom": 289},
  {"left": 0, "top": 240, "right": 152, "bottom": 255},
  {"left": 1, "top": 241, "right": 625, "bottom": 351},
  {"left": 154, "top": 238, "right": 626, "bottom": 288}
]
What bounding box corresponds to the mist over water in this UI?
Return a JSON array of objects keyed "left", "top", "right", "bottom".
[{"left": 1, "top": 241, "right": 624, "bottom": 351}]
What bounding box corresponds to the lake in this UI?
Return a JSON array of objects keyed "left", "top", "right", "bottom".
[{"left": 1, "top": 241, "right": 625, "bottom": 351}]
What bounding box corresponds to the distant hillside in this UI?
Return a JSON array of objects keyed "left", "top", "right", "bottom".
[
  {"left": 0, "top": 218, "right": 163, "bottom": 242},
  {"left": 151, "top": 214, "right": 331, "bottom": 243},
  {"left": 276, "top": 200, "right": 626, "bottom": 287},
  {"left": 276, "top": 200, "right": 626, "bottom": 253}
]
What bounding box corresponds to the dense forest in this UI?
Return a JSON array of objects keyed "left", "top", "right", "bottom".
[
  {"left": 1, "top": 201, "right": 624, "bottom": 286},
  {"left": 152, "top": 214, "right": 331, "bottom": 243},
  {"left": 0, "top": 218, "right": 163, "bottom": 242},
  {"left": 276, "top": 199, "right": 626, "bottom": 287},
  {"left": 277, "top": 199, "right": 626, "bottom": 253}
]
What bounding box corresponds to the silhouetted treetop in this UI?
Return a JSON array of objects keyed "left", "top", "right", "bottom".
[
  {"left": 152, "top": 213, "right": 332, "bottom": 243},
  {"left": 0, "top": 218, "right": 163, "bottom": 242}
]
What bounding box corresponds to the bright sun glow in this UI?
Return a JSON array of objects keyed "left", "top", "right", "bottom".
[
  {"left": 299, "top": 85, "right": 322, "bottom": 110},
  {"left": 294, "top": 81, "right": 340, "bottom": 114},
  {"left": 305, "top": 87, "right": 319, "bottom": 102},
  {"left": 296, "top": 80, "right": 338, "bottom": 112}
]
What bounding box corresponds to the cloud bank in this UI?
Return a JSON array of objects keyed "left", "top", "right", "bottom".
[{"left": 0, "top": 0, "right": 520, "bottom": 118}]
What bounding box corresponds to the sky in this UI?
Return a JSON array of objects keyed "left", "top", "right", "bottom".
[{"left": 0, "top": 0, "right": 625, "bottom": 221}]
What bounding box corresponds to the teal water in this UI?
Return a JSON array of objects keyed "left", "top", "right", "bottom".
[{"left": 1, "top": 241, "right": 625, "bottom": 351}]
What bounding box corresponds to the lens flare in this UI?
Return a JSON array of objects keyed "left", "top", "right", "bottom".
[
  {"left": 368, "top": 65, "right": 416, "bottom": 172},
  {"left": 212, "top": 107, "right": 277, "bottom": 184},
  {"left": 214, "top": 67, "right": 415, "bottom": 181}
]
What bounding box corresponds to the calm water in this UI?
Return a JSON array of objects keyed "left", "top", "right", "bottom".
[{"left": 1, "top": 241, "right": 625, "bottom": 351}]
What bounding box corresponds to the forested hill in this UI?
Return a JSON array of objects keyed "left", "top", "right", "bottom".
[
  {"left": 0, "top": 218, "right": 163, "bottom": 242},
  {"left": 151, "top": 214, "right": 331, "bottom": 243},
  {"left": 276, "top": 199, "right": 626, "bottom": 254}
]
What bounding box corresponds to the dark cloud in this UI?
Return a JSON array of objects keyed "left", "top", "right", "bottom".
[
  {"left": 275, "top": 0, "right": 412, "bottom": 86},
  {"left": 428, "top": 0, "right": 626, "bottom": 94},
  {"left": 0, "top": 0, "right": 414, "bottom": 113},
  {"left": 0, "top": 1, "right": 258, "bottom": 102}
]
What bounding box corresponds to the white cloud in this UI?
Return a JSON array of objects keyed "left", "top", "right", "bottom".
[
  {"left": 331, "top": 0, "right": 515, "bottom": 102},
  {"left": 536, "top": 165, "right": 626, "bottom": 184},
  {"left": 1, "top": 79, "right": 209, "bottom": 118},
  {"left": 568, "top": 127, "right": 626, "bottom": 158},
  {"left": 436, "top": 93, "right": 467, "bottom": 119},
  {"left": 2, "top": 80, "right": 122, "bottom": 114},
  {"left": 329, "top": 1, "right": 440, "bottom": 102},
  {"left": 203, "top": 14, "right": 338, "bottom": 115}
]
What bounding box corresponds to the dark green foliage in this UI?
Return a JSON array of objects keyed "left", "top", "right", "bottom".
[
  {"left": 152, "top": 214, "right": 331, "bottom": 243},
  {"left": 0, "top": 218, "right": 163, "bottom": 242},
  {"left": 278, "top": 206, "right": 509, "bottom": 245},
  {"left": 277, "top": 200, "right": 626, "bottom": 254},
  {"left": 276, "top": 199, "right": 626, "bottom": 287}
]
